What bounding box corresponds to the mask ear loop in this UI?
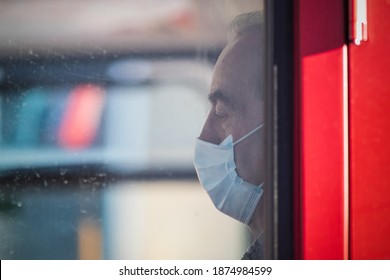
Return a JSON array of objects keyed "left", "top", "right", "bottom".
[{"left": 233, "top": 124, "right": 263, "bottom": 146}]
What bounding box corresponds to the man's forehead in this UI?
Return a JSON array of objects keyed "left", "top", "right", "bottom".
[
  {"left": 223, "top": 33, "right": 261, "bottom": 61},
  {"left": 214, "top": 34, "right": 261, "bottom": 77},
  {"left": 210, "top": 33, "right": 261, "bottom": 97}
]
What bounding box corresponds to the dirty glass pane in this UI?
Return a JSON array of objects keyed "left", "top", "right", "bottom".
[{"left": 0, "top": 0, "right": 266, "bottom": 260}]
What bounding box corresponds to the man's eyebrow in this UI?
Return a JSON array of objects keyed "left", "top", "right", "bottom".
[{"left": 208, "top": 90, "right": 231, "bottom": 105}]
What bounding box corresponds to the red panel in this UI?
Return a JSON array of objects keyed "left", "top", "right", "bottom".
[
  {"left": 349, "top": 0, "right": 390, "bottom": 259},
  {"left": 294, "top": 0, "right": 346, "bottom": 259}
]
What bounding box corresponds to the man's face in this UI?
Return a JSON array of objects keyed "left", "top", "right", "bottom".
[{"left": 199, "top": 33, "right": 264, "bottom": 185}]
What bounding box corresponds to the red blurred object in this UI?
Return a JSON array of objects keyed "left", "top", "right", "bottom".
[
  {"left": 349, "top": 0, "right": 390, "bottom": 259},
  {"left": 58, "top": 84, "right": 105, "bottom": 149},
  {"left": 294, "top": 0, "right": 346, "bottom": 259}
]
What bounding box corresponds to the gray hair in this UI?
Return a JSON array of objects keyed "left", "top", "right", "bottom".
[{"left": 229, "top": 11, "right": 263, "bottom": 40}]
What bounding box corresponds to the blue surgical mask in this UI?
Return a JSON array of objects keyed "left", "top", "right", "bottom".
[{"left": 193, "top": 124, "right": 263, "bottom": 224}]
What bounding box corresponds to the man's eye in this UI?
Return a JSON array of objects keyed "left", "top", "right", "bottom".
[
  {"left": 214, "top": 110, "right": 226, "bottom": 118},
  {"left": 214, "top": 103, "right": 228, "bottom": 118}
]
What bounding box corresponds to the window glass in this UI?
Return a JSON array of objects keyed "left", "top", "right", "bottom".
[{"left": 0, "top": 0, "right": 266, "bottom": 260}]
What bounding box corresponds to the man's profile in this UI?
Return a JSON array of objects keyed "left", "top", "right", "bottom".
[{"left": 193, "top": 11, "right": 265, "bottom": 260}]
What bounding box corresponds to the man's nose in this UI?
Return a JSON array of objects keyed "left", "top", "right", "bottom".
[{"left": 198, "top": 111, "right": 221, "bottom": 144}]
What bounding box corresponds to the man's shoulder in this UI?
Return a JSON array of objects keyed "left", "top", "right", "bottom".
[{"left": 241, "top": 233, "right": 264, "bottom": 260}]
